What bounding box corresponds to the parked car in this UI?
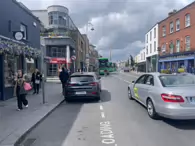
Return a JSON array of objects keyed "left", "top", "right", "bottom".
[
  {"left": 128, "top": 72, "right": 195, "bottom": 120},
  {"left": 124, "top": 67, "right": 130, "bottom": 72},
  {"left": 64, "top": 72, "right": 101, "bottom": 101}
]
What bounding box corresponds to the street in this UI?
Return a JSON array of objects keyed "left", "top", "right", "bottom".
[{"left": 19, "top": 72, "right": 195, "bottom": 146}]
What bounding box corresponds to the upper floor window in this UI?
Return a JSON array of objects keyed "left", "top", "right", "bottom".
[
  {"left": 154, "top": 41, "right": 156, "bottom": 52},
  {"left": 154, "top": 28, "right": 156, "bottom": 38},
  {"left": 170, "top": 22, "right": 174, "bottom": 33},
  {"left": 161, "top": 43, "right": 166, "bottom": 52},
  {"left": 185, "top": 36, "right": 190, "bottom": 51},
  {"left": 49, "top": 12, "right": 66, "bottom": 26},
  {"left": 150, "top": 44, "right": 152, "bottom": 53},
  {"left": 146, "top": 46, "right": 148, "bottom": 54},
  {"left": 20, "top": 24, "right": 27, "bottom": 40},
  {"left": 176, "top": 39, "right": 180, "bottom": 52},
  {"left": 150, "top": 31, "right": 152, "bottom": 41},
  {"left": 185, "top": 14, "right": 190, "bottom": 27},
  {"left": 176, "top": 19, "right": 180, "bottom": 31},
  {"left": 146, "top": 34, "right": 148, "bottom": 43},
  {"left": 162, "top": 26, "right": 166, "bottom": 37},
  {"left": 169, "top": 41, "right": 174, "bottom": 54}
]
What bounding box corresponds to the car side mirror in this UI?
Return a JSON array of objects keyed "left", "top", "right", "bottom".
[{"left": 132, "top": 81, "right": 135, "bottom": 84}]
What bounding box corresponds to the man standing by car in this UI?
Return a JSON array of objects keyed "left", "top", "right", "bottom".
[{"left": 59, "top": 67, "right": 69, "bottom": 95}]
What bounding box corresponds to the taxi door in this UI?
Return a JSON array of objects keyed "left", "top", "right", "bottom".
[{"left": 133, "top": 75, "right": 147, "bottom": 103}]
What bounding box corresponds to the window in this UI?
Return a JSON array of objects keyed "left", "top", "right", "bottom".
[
  {"left": 146, "top": 75, "right": 154, "bottom": 86},
  {"left": 185, "top": 14, "right": 190, "bottom": 27},
  {"left": 70, "top": 75, "right": 94, "bottom": 82},
  {"left": 154, "top": 28, "right": 156, "bottom": 38},
  {"left": 146, "top": 46, "right": 148, "bottom": 54},
  {"left": 162, "top": 26, "right": 166, "bottom": 36},
  {"left": 4, "top": 54, "right": 16, "bottom": 87},
  {"left": 176, "top": 40, "right": 180, "bottom": 52},
  {"left": 146, "top": 34, "right": 148, "bottom": 43},
  {"left": 170, "top": 22, "right": 174, "bottom": 33},
  {"left": 154, "top": 41, "right": 156, "bottom": 52},
  {"left": 176, "top": 19, "right": 180, "bottom": 31},
  {"left": 150, "top": 31, "right": 152, "bottom": 41},
  {"left": 136, "top": 75, "right": 146, "bottom": 84},
  {"left": 161, "top": 43, "right": 166, "bottom": 52},
  {"left": 20, "top": 24, "right": 27, "bottom": 40},
  {"left": 170, "top": 41, "right": 174, "bottom": 54},
  {"left": 150, "top": 44, "right": 152, "bottom": 53},
  {"left": 185, "top": 36, "right": 190, "bottom": 51}
]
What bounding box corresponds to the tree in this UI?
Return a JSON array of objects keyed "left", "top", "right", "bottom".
[{"left": 130, "top": 55, "right": 135, "bottom": 67}]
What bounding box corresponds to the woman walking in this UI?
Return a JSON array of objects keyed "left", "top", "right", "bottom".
[
  {"left": 31, "top": 69, "right": 42, "bottom": 94},
  {"left": 14, "top": 70, "right": 28, "bottom": 111}
]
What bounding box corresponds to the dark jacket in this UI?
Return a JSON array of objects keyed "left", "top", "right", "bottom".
[
  {"left": 16, "top": 76, "right": 26, "bottom": 95},
  {"left": 59, "top": 68, "right": 69, "bottom": 83},
  {"left": 31, "top": 72, "right": 42, "bottom": 83}
]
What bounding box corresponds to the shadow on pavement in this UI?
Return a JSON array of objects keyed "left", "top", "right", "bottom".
[
  {"left": 18, "top": 102, "right": 83, "bottom": 146},
  {"left": 163, "top": 119, "right": 195, "bottom": 130},
  {"left": 65, "top": 89, "right": 111, "bottom": 104}
]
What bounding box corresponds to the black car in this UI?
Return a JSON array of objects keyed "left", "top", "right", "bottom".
[
  {"left": 64, "top": 72, "right": 101, "bottom": 101},
  {"left": 124, "top": 67, "right": 130, "bottom": 72}
]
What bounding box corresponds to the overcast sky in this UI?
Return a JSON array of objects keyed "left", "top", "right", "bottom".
[{"left": 20, "top": 0, "right": 193, "bottom": 61}]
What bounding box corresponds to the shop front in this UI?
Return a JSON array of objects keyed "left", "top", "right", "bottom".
[
  {"left": 137, "top": 61, "right": 146, "bottom": 72},
  {"left": 159, "top": 51, "right": 195, "bottom": 73},
  {"left": 146, "top": 55, "right": 158, "bottom": 72},
  {"left": 0, "top": 36, "right": 41, "bottom": 100}
]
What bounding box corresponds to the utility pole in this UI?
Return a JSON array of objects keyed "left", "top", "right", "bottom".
[{"left": 41, "top": 45, "right": 46, "bottom": 104}]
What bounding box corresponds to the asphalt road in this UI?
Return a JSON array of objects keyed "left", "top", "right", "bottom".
[{"left": 19, "top": 72, "right": 195, "bottom": 146}]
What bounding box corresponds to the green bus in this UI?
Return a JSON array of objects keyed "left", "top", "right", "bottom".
[{"left": 98, "top": 58, "right": 109, "bottom": 75}]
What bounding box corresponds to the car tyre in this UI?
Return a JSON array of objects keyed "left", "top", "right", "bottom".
[
  {"left": 128, "top": 87, "right": 133, "bottom": 100},
  {"left": 147, "top": 99, "right": 159, "bottom": 119}
]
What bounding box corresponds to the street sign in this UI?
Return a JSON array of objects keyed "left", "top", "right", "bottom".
[{"left": 71, "top": 55, "right": 76, "bottom": 61}]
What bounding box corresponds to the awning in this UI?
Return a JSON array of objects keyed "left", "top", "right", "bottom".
[{"left": 50, "top": 58, "right": 71, "bottom": 64}]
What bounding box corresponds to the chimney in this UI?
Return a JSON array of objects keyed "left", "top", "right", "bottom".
[{"left": 168, "top": 9, "right": 177, "bottom": 16}]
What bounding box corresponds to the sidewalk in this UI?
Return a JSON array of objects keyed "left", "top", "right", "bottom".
[{"left": 0, "top": 83, "right": 64, "bottom": 146}]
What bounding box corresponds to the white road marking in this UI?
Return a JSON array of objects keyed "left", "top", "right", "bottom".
[
  {"left": 112, "top": 75, "right": 131, "bottom": 84},
  {"left": 119, "top": 72, "right": 139, "bottom": 78},
  {"left": 100, "top": 105, "right": 103, "bottom": 110},
  {"left": 100, "top": 121, "right": 116, "bottom": 144},
  {"left": 101, "top": 112, "right": 105, "bottom": 118}
]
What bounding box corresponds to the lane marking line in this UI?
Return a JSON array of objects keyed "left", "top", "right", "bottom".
[
  {"left": 100, "top": 105, "right": 103, "bottom": 110},
  {"left": 112, "top": 75, "right": 131, "bottom": 84},
  {"left": 101, "top": 112, "right": 105, "bottom": 118}
]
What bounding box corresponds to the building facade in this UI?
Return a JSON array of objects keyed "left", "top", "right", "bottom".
[
  {"left": 136, "top": 48, "right": 146, "bottom": 72},
  {"left": 145, "top": 24, "right": 159, "bottom": 72},
  {"left": 32, "top": 5, "right": 82, "bottom": 77},
  {"left": 0, "top": 0, "right": 41, "bottom": 100},
  {"left": 159, "top": 2, "right": 195, "bottom": 73},
  {"left": 88, "top": 44, "right": 98, "bottom": 71}
]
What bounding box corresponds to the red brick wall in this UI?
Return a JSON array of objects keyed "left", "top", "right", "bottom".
[{"left": 159, "top": 2, "right": 195, "bottom": 56}]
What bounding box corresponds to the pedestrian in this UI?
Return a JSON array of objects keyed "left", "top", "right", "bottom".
[
  {"left": 31, "top": 69, "right": 42, "bottom": 94},
  {"left": 59, "top": 67, "right": 69, "bottom": 95},
  {"left": 14, "top": 70, "right": 28, "bottom": 111}
]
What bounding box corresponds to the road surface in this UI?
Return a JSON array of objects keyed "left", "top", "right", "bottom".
[{"left": 19, "top": 72, "right": 195, "bottom": 146}]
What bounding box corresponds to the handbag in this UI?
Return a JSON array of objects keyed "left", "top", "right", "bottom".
[{"left": 24, "top": 82, "right": 32, "bottom": 91}]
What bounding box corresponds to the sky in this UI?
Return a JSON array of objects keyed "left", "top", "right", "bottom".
[{"left": 19, "top": 0, "right": 193, "bottom": 61}]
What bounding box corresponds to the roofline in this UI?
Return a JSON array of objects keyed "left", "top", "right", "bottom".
[
  {"left": 47, "top": 5, "right": 68, "bottom": 10},
  {"left": 145, "top": 23, "right": 159, "bottom": 35},
  {"left": 31, "top": 10, "right": 47, "bottom": 12},
  {"left": 158, "top": 1, "right": 195, "bottom": 24},
  {"left": 12, "top": 0, "right": 41, "bottom": 23}
]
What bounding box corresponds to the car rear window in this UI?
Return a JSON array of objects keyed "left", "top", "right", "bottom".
[
  {"left": 70, "top": 75, "right": 94, "bottom": 82},
  {"left": 159, "top": 74, "right": 195, "bottom": 87}
]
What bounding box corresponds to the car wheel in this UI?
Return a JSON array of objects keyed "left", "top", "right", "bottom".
[
  {"left": 128, "top": 87, "right": 133, "bottom": 100},
  {"left": 147, "top": 99, "right": 159, "bottom": 119}
]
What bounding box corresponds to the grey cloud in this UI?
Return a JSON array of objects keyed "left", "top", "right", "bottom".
[{"left": 20, "top": 0, "right": 193, "bottom": 61}]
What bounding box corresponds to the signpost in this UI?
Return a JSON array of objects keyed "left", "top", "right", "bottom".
[{"left": 71, "top": 55, "right": 76, "bottom": 72}]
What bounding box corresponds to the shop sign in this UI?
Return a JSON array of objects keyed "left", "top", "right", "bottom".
[
  {"left": 50, "top": 58, "right": 67, "bottom": 64},
  {"left": 160, "top": 53, "right": 194, "bottom": 61}
]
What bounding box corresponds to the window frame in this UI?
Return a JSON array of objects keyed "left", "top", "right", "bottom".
[
  {"left": 170, "top": 22, "right": 174, "bottom": 33},
  {"left": 176, "top": 39, "right": 180, "bottom": 52},
  {"left": 176, "top": 19, "right": 180, "bottom": 31},
  {"left": 135, "top": 75, "right": 147, "bottom": 84},
  {"left": 20, "top": 23, "right": 27, "bottom": 40},
  {"left": 185, "top": 36, "right": 190, "bottom": 51},
  {"left": 162, "top": 26, "right": 166, "bottom": 37},
  {"left": 185, "top": 13, "right": 190, "bottom": 27},
  {"left": 145, "top": 75, "right": 154, "bottom": 86}
]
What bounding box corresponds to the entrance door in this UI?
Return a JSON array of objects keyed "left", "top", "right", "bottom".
[{"left": 47, "top": 64, "right": 58, "bottom": 77}]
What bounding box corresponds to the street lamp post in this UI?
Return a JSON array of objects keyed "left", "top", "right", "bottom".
[{"left": 157, "top": 47, "right": 161, "bottom": 72}]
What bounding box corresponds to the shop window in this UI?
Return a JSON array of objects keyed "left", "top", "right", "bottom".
[
  {"left": 176, "top": 40, "right": 180, "bottom": 52},
  {"left": 4, "top": 54, "right": 16, "bottom": 87},
  {"left": 162, "top": 26, "right": 166, "bottom": 37},
  {"left": 185, "top": 14, "right": 190, "bottom": 27},
  {"left": 170, "top": 22, "right": 174, "bottom": 33},
  {"left": 185, "top": 36, "right": 190, "bottom": 51},
  {"left": 176, "top": 19, "right": 180, "bottom": 31}
]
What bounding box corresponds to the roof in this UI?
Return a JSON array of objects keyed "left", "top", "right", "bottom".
[
  {"left": 71, "top": 72, "right": 96, "bottom": 76},
  {"left": 158, "top": 1, "right": 195, "bottom": 24},
  {"left": 12, "top": 0, "right": 41, "bottom": 22}
]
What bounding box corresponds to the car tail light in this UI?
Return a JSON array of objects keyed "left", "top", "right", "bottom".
[
  {"left": 68, "top": 83, "right": 76, "bottom": 86},
  {"left": 92, "top": 92, "right": 97, "bottom": 94},
  {"left": 161, "top": 93, "right": 184, "bottom": 103},
  {"left": 89, "top": 82, "right": 98, "bottom": 86}
]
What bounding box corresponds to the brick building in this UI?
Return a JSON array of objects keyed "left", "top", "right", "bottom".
[{"left": 159, "top": 2, "right": 195, "bottom": 73}]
